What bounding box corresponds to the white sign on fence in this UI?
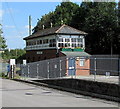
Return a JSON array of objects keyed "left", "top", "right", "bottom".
[
  {"left": 23, "top": 60, "right": 27, "bottom": 65},
  {"left": 10, "top": 59, "right": 16, "bottom": 65}
]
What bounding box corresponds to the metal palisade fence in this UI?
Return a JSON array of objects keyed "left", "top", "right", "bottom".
[
  {"left": 90, "top": 55, "right": 120, "bottom": 76},
  {"left": 0, "top": 62, "right": 8, "bottom": 74},
  {"left": 20, "top": 56, "right": 66, "bottom": 79},
  {"left": 20, "top": 55, "right": 120, "bottom": 83}
]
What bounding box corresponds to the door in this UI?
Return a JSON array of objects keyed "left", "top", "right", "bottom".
[{"left": 68, "top": 58, "right": 76, "bottom": 76}]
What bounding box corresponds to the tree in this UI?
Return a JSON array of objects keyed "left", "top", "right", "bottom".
[
  {"left": 54, "top": 2, "right": 79, "bottom": 26},
  {"left": 33, "top": 12, "right": 55, "bottom": 33},
  {"left": 32, "top": 1, "right": 120, "bottom": 54},
  {"left": 83, "top": 2, "right": 118, "bottom": 54},
  {"left": 0, "top": 24, "right": 7, "bottom": 50},
  {"left": 70, "top": 2, "right": 93, "bottom": 30},
  {"left": 1, "top": 49, "right": 26, "bottom": 63},
  {"left": 33, "top": 2, "right": 79, "bottom": 33}
]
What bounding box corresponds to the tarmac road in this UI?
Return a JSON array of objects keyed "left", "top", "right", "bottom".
[{"left": 1, "top": 79, "right": 119, "bottom": 107}]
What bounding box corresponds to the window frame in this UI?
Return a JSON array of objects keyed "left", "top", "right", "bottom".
[{"left": 79, "top": 59, "right": 85, "bottom": 66}]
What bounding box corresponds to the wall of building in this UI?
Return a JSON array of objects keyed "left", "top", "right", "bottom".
[
  {"left": 76, "top": 59, "right": 90, "bottom": 76},
  {"left": 26, "top": 49, "right": 65, "bottom": 63},
  {"left": 66, "top": 58, "right": 90, "bottom": 76}
]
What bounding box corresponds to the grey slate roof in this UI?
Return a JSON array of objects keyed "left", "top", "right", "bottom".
[
  {"left": 24, "top": 24, "right": 87, "bottom": 40},
  {"left": 61, "top": 51, "right": 91, "bottom": 57}
]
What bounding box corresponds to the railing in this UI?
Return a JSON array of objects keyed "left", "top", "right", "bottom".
[
  {"left": 19, "top": 55, "right": 120, "bottom": 84},
  {"left": 0, "top": 63, "right": 9, "bottom": 74}
]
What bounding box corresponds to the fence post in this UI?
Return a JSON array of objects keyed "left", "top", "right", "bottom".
[
  {"left": 118, "top": 56, "right": 120, "bottom": 108},
  {"left": 94, "top": 58, "right": 97, "bottom": 81},
  {"left": 23, "top": 69, "right": 25, "bottom": 80},
  {"left": 28, "top": 65, "right": 30, "bottom": 79},
  {"left": 11, "top": 65, "right": 14, "bottom": 79},
  {"left": 37, "top": 64, "right": 39, "bottom": 79},
  {"left": 47, "top": 62, "right": 49, "bottom": 79},
  {"left": 71, "top": 58, "right": 73, "bottom": 79},
  {"left": 75, "top": 57, "right": 76, "bottom": 79},
  {"left": 60, "top": 60, "right": 62, "bottom": 78},
  {"left": 118, "top": 57, "right": 120, "bottom": 81}
]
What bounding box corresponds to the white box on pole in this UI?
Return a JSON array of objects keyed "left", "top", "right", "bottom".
[
  {"left": 10, "top": 59, "right": 16, "bottom": 65},
  {"left": 23, "top": 60, "right": 27, "bottom": 65}
]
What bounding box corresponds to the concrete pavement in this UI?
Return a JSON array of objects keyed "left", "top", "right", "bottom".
[{"left": 1, "top": 79, "right": 119, "bottom": 107}]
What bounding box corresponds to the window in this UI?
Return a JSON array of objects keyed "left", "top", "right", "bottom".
[
  {"left": 29, "top": 42, "right": 31, "bottom": 46},
  {"left": 58, "top": 43, "right": 64, "bottom": 47},
  {"left": 78, "top": 44, "right": 83, "bottom": 48},
  {"left": 72, "top": 43, "right": 77, "bottom": 47},
  {"left": 50, "top": 39, "right": 55, "bottom": 43},
  {"left": 78, "top": 38, "right": 82, "bottom": 42},
  {"left": 37, "top": 40, "right": 39, "bottom": 45},
  {"left": 40, "top": 40, "right": 42, "bottom": 44},
  {"left": 49, "top": 39, "right": 56, "bottom": 47},
  {"left": 58, "top": 38, "right": 63, "bottom": 42},
  {"left": 71, "top": 38, "right": 77, "bottom": 42},
  {"left": 43, "top": 39, "right": 48, "bottom": 44},
  {"left": 65, "top": 38, "right": 70, "bottom": 42},
  {"left": 79, "top": 59, "right": 85, "bottom": 66},
  {"left": 34, "top": 41, "right": 37, "bottom": 45},
  {"left": 37, "top": 40, "right": 42, "bottom": 45},
  {"left": 65, "top": 43, "right": 70, "bottom": 47},
  {"left": 31, "top": 41, "right": 33, "bottom": 45}
]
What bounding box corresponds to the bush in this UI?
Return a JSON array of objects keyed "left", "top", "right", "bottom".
[
  {"left": 0, "top": 72, "right": 8, "bottom": 79},
  {"left": 0, "top": 72, "right": 5, "bottom": 77}
]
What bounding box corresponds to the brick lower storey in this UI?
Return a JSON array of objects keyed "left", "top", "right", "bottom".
[
  {"left": 26, "top": 49, "right": 65, "bottom": 63},
  {"left": 26, "top": 49, "right": 90, "bottom": 76}
]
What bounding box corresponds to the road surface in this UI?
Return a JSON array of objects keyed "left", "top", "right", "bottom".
[{"left": 0, "top": 79, "right": 119, "bottom": 107}]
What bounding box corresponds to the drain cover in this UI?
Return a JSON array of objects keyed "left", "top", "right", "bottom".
[{"left": 25, "top": 92, "right": 33, "bottom": 95}]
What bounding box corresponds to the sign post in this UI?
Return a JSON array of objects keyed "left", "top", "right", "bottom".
[
  {"left": 23, "top": 60, "right": 27, "bottom": 65},
  {"left": 9, "top": 59, "right": 16, "bottom": 79}
]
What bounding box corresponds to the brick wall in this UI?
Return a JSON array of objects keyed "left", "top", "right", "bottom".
[
  {"left": 26, "top": 49, "right": 65, "bottom": 63},
  {"left": 76, "top": 59, "right": 90, "bottom": 76}
]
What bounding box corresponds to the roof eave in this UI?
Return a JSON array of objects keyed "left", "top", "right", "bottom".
[{"left": 23, "top": 33, "right": 58, "bottom": 40}]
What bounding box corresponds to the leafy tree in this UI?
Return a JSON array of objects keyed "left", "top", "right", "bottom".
[
  {"left": 33, "top": 12, "right": 55, "bottom": 33},
  {"left": 54, "top": 2, "right": 79, "bottom": 26},
  {"left": 33, "top": 2, "right": 79, "bottom": 33},
  {"left": 0, "top": 24, "right": 7, "bottom": 50},
  {"left": 32, "top": 1, "right": 120, "bottom": 54},
  {"left": 83, "top": 2, "right": 119, "bottom": 54},
  {"left": 70, "top": 2, "right": 93, "bottom": 30},
  {"left": 1, "top": 49, "right": 26, "bottom": 63}
]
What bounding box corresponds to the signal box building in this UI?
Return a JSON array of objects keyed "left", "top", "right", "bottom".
[{"left": 24, "top": 24, "right": 90, "bottom": 76}]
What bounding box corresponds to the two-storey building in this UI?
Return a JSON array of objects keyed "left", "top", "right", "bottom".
[{"left": 24, "top": 24, "right": 90, "bottom": 76}]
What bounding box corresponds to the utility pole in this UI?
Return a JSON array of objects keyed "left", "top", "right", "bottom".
[{"left": 29, "top": 15, "right": 32, "bottom": 36}]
